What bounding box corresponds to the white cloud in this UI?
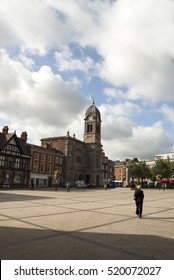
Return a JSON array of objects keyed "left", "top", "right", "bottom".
[
  {"left": 103, "top": 122, "right": 173, "bottom": 161},
  {"left": 1, "top": 0, "right": 174, "bottom": 104},
  {"left": 97, "top": 0, "right": 174, "bottom": 102},
  {"left": 0, "top": 0, "right": 174, "bottom": 161},
  {"left": 55, "top": 47, "right": 99, "bottom": 79},
  {"left": 0, "top": 49, "right": 88, "bottom": 143},
  {"left": 100, "top": 102, "right": 141, "bottom": 119},
  {"left": 0, "top": 0, "right": 70, "bottom": 54}
]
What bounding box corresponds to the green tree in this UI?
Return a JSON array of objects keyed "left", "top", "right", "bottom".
[
  {"left": 128, "top": 160, "right": 151, "bottom": 183},
  {"left": 150, "top": 159, "right": 174, "bottom": 181}
]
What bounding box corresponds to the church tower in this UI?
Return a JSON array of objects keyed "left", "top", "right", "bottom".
[{"left": 84, "top": 99, "right": 102, "bottom": 145}]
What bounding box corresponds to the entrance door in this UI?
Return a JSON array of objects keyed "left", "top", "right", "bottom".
[{"left": 4, "top": 173, "right": 11, "bottom": 188}]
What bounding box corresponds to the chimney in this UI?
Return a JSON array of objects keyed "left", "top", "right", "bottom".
[
  {"left": 21, "top": 132, "right": 28, "bottom": 142},
  {"left": 2, "top": 126, "right": 9, "bottom": 134}
]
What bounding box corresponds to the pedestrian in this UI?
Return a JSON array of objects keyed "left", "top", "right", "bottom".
[
  {"left": 162, "top": 183, "right": 167, "bottom": 191},
  {"left": 30, "top": 182, "right": 34, "bottom": 190},
  {"left": 134, "top": 185, "right": 144, "bottom": 218},
  {"left": 104, "top": 183, "right": 107, "bottom": 190},
  {"left": 66, "top": 182, "right": 70, "bottom": 192}
]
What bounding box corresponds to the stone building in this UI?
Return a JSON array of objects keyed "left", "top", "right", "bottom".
[{"left": 41, "top": 102, "right": 106, "bottom": 186}]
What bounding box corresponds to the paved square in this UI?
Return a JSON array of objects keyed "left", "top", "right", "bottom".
[{"left": 0, "top": 188, "right": 174, "bottom": 259}]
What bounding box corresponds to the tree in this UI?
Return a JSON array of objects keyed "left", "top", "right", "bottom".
[
  {"left": 150, "top": 159, "right": 174, "bottom": 181},
  {"left": 127, "top": 160, "right": 151, "bottom": 183}
]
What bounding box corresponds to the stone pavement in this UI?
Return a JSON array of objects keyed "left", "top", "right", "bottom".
[{"left": 0, "top": 187, "right": 173, "bottom": 260}]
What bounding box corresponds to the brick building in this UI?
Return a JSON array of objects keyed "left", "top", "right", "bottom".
[
  {"left": 29, "top": 144, "right": 66, "bottom": 187},
  {"left": 0, "top": 126, "right": 66, "bottom": 189},
  {"left": 114, "top": 160, "right": 126, "bottom": 185}
]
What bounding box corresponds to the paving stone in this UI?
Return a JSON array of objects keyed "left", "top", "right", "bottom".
[{"left": 0, "top": 188, "right": 173, "bottom": 259}]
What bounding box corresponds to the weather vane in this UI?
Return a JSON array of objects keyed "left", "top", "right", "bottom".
[{"left": 92, "top": 96, "right": 95, "bottom": 105}]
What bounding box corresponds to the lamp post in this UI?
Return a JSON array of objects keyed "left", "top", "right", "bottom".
[{"left": 54, "top": 170, "right": 61, "bottom": 191}]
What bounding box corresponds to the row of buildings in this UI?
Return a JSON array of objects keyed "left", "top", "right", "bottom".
[
  {"left": 0, "top": 102, "right": 114, "bottom": 189},
  {"left": 1, "top": 101, "right": 174, "bottom": 189},
  {"left": 114, "top": 153, "right": 174, "bottom": 186}
]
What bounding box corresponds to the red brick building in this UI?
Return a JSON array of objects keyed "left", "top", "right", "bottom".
[{"left": 29, "top": 144, "right": 65, "bottom": 187}]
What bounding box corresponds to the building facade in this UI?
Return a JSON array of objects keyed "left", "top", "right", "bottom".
[
  {"left": 114, "top": 160, "right": 126, "bottom": 183},
  {"left": 29, "top": 144, "right": 66, "bottom": 187},
  {"left": 0, "top": 126, "right": 31, "bottom": 188},
  {"left": 41, "top": 102, "right": 107, "bottom": 186},
  {"left": 0, "top": 103, "right": 114, "bottom": 188}
]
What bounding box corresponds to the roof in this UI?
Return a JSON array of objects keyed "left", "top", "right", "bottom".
[
  {"left": 0, "top": 132, "right": 31, "bottom": 156},
  {"left": 85, "top": 104, "right": 101, "bottom": 120},
  {"left": 40, "top": 135, "right": 85, "bottom": 145}
]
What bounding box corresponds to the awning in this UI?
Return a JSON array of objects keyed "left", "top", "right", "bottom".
[
  {"left": 170, "top": 179, "right": 174, "bottom": 183},
  {"left": 162, "top": 179, "right": 168, "bottom": 182}
]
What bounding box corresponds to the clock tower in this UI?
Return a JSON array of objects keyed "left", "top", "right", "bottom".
[{"left": 84, "top": 99, "right": 102, "bottom": 145}]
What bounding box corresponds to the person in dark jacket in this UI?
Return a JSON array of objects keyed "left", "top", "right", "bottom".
[{"left": 134, "top": 185, "right": 144, "bottom": 218}]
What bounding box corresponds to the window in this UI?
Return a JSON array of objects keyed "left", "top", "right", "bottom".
[
  {"left": 34, "top": 153, "right": 39, "bottom": 160},
  {"left": 41, "top": 154, "right": 46, "bottom": 161},
  {"left": 87, "top": 124, "right": 92, "bottom": 133},
  {"left": 0, "top": 156, "right": 5, "bottom": 166},
  {"left": 5, "top": 157, "right": 15, "bottom": 168},
  {"left": 15, "top": 158, "right": 20, "bottom": 168},
  {"left": 59, "top": 158, "right": 62, "bottom": 164},
  {"left": 48, "top": 155, "right": 52, "bottom": 162},
  {"left": 47, "top": 164, "right": 51, "bottom": 173},
  {"left": 33, "top": 163, "right": 38, "bottom": 172},
  {"left": 40, "top": 163, "right": 45, "bottom": 172},
  {"left": 55, "top": 157, "right": 59, "bottom": 164},
  {"left": 2, "top": 143, "right": 20, "bottom": 155}
]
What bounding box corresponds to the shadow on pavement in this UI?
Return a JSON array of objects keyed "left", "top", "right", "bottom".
[
  {"left": 0, "top": 226, "right": 173, "bottom": 260},
  {"left": 0, "top": 192, "right": 53, "bottom": 202}
]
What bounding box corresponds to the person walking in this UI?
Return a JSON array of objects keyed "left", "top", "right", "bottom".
[
  {"left": 66, "top": 182, "right": 70, "bottom": 192},
  {"left": 134, "top": 185, "right": 144, "bottom": 218},
  {"left": 162, "top": 182, "right": 167, "bottom": 191}
]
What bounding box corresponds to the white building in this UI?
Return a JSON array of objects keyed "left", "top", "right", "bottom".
[{"left": 155, "top": 151, "right": 174, "bottom": 161}]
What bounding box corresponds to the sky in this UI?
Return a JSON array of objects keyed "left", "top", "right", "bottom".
[{"left": 1, "top": 0, "right": 174, "bottom": 161}]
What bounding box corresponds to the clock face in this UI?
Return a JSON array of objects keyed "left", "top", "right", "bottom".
[{"left": 88, "top": 115, "right": 93, "bottom": 120}]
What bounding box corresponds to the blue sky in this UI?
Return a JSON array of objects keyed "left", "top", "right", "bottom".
[{"left": 1, "top": 0, "right": 174, "bottom": 161}]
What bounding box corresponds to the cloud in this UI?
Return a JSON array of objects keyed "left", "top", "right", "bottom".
[
  {"left": 0, "top": 49, "right": 88, "bottom": 142},
  {"left": 0, "top": 0, "right": 70, "bottom": 54},
  {"left": 0, "top": 0, "right": 174, "bottom": 161},
  {"left": 55, "top": 47, "right": 100, "bottom": 80},
  {"left": 99, "top": 102, "right": 139, "bottom": 140},
  {"left": 97, "top": 0, "right": 174, "bottom": 102},
  {"left": 103, "top": 121, "right": 173, "bottom": 160}
]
